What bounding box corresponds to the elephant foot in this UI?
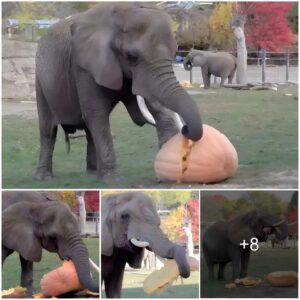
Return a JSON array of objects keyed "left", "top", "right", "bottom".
[
  {"left": 86, "top": 168, "right": 97, "bottom": 176},
  {"left": 99, "top": 170, "right": 123, "bottom": 183},
  {"left": 33, "top": 169, "right": 53, "bottom": 181}
]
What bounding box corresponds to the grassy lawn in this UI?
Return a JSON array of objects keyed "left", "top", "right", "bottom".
[
  {"left": 2, "top": 85, "right": 298, "bottom": 188},
  {"left": 101, "top": 269, "right": 199, "bottom": 298},
  {"left": 2, "top": 238, "right": 99, "bottom": 296},
  {"left": 201, "top": 247, "right": 298, "bottom": 298}
]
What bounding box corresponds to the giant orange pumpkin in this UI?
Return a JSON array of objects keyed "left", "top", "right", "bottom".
[
  {"left": 155, "top": 124, "right": 238, "bottom": 183},
  {"left": 40, "top": 260, "right": 84, "bottom": 297}
]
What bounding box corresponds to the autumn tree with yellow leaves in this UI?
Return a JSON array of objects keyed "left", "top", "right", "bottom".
[{"left": 209, "top": 2, "right": 235, "bottom": 50}]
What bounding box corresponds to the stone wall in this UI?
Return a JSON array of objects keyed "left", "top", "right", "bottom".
[{"left": 2, "top": 39, "right": 37, "bottom": 100}]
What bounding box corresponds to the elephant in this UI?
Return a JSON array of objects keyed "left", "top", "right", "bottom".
[
  {"left": 34, "top": 3, "right": 203, "bottom": 182},
  {"left": 101, "top": 192, "right": 190, "bottom": 298},
  {"left": 202, "top": 209, "right": 288, "bottom": 281},
  {"left": 183, "top": 49, "right": 236, "bottom": 88},
  {"left": 2, "top": 191, "right": 99, "bottom": 295}
]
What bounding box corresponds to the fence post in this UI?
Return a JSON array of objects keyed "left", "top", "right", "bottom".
[
  {"left": 189, "top": 69, "right": 193, "bottom": 85},
  {"left": 261, "top": 49, "right": 266, "bottom": 84},
  {"left": 285, "top": 48, "right": 290, "bottom": 82}
]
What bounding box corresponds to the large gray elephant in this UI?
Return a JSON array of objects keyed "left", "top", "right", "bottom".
[
  {"left": 202, "top": 209, "right": 288, "bottom": 281},
  {"left": 184, "top": 49, "right": 236, "bottom": 88},
  {"left": 2, "top": 191, "right": 99, "bottom": 295},
  {"left": 34, "top": 3, "right": 203, "bottom": 182},
  {"left": 101, "top": 192, "right": 190, "bottom": 298}
]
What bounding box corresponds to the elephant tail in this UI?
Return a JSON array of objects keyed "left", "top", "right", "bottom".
[
  {"left": 64, "top": 131, "right": 71, "bottom": 154},
  {"left": 61, "top": 125, "right": 72, "bottom": 153}
]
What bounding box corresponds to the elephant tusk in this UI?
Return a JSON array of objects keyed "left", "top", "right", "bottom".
[
  {"left": 131, "top": 238, "right": 150, "bottom": 248},
  {"left": 272, "top": 220, "right": 285, "bottom": 227},
  {"left": 89, "top": 258, "right": 100, "bottom": 273},
  {"left": 273, "top": 227, "right": 282, "bottom": 236},
  {"left": 136, "top": 95, "right": 156, "bottom": 125},
  {"left": 173, "top": 112, "right": 184, "bottom": 130}
]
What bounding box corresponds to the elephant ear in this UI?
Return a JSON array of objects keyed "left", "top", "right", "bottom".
[
  {"left": 227, "top": 210, "right": 257, "bottom": 246},
  {"left": 2, "top": 202, "right": 42, "bottom": 262},
  {"left": 101, "top": 196, "right": 114, "bottom": 256},
  {"left": 70, "top": 15, "right": 123, "bottom": 90}
]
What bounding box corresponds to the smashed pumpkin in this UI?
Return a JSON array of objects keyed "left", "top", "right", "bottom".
[
  {"left": 40, "top": 260, "right": 84, "bottom": 297},
  {"left": 155, "top": 124, "right": 238, "bottom": 183},
  {"left": 265, "top": 271, "right": 298, "bottom": 287}
]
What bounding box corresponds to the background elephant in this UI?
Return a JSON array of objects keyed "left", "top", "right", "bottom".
[
  {"left": 34, "top": 3, "right": 203, "bottom": 182},
  {"left": 101, "top": 192, "right": 190, "bottom": 298},
  {"left": 202, "top": 209, "right": 288, "bottom": 281},
  {"left": 184, "top": 49, "right": 236, "bottom": 88},
  {"left": 2, "top": 191, "right": 99, "bottom": 295}
]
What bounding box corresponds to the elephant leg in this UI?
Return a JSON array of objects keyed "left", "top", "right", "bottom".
[
  {"left": 34, "top": 84, "right": 58, "bottom": 181},
  {"left": 201, "top": 68, "right": 210, "bottom": 89},
  {"left": 2, "top": 246, "right": 13, "bottom": 264},
  {"left": 220, "top": 76, "right": 226, "bottom": 87},
  {"left": 240, "top": 248, "right": 251, "bottom": 278},
  {"left": 76, "top": 70, "right": 119, "bottom": 181},
  {"left": 104, "top": 260, "right": 126, "bottom": 298},
  {"left": 218, "top": 262, "right": 227, "bottom": 280},
  {"left": 19, "top": 256, "right": 34, "bottom": 295},
  {"left": 144, "top": 99, "right": 179, "bottom": 147},
  {"left": 84, "top": 127, "right": 97, "bottom": 174},
  {"left": 228, "top": 245, "right": 241, "bottom": 281}
]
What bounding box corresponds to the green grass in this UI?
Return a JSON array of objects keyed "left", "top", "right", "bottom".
[
  {"left": 2, "top": 85, "right": 298, "bottom": 188},
  {"left": 101, "top": 269, "right": 199, "bottom": 298},
  {"left": 2, "top": 238, "right": 99, "bottom": 296},
  {"left": 201, "top": 247, "right": 298, "bottom": 298}
]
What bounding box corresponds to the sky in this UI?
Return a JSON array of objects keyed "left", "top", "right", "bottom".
[{"left": 200, "top": 190, "right": 296, "bottom": 202}]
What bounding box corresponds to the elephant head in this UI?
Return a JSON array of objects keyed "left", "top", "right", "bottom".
[
  {"left": 184, "top": 50, "right": 207, "bottom": 71},
  {"left": 101, "top": 192, "right": 190, "bottom": 278},
  {"left": 70, "top": 3, "right": 202, "bottom": 141},
  {"left": 2, "top": 194, "right": 99, "bottom": 293},
  {"left": 227, "top": 209, "right": 288, "bottom": 246}
]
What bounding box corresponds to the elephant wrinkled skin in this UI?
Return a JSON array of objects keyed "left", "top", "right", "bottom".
[
  {"left": 202, "top": 209, "right": 288, "bottom": 281},
  {"left": 2, "top": 191, "right": 99, "bottom": 295},
  {"left": 34, "top": 3, "right": 203, "bottom": 182},
  {"left": 101, "top": 192, "right": 190, "bottom": 298},
  {"left": 184, "top": 49, "right": 236, "bottom": 88}
]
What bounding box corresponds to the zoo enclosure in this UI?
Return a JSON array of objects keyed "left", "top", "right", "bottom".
[{"left": 175, "top": 49, "right": 298, "bottom": 84}]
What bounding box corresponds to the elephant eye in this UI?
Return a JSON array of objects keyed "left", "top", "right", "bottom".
[
  {"left": 121, "top": 213, "right": 130, "bottom": 221},
  {"left": 126, "top": 52, "right": 139, "bottom": 65}
]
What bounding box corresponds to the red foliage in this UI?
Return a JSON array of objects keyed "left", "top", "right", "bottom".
[
  {"left": 187, "top": 199, "right": 199, "bottom": 243},
  {"left": 239, "top": 2, "right": 295, "bottom": 51},
  {"left": 285, "top": 206, "right": 298, "bottom": 236},
  {"left": 84, "top": 191, "right": 99, "bottom": 212}
]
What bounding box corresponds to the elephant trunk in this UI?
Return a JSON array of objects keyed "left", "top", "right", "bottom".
[
  {"left": 272, "top": 220, "right": 289, "bottom": 240},
  {"left": 137, "top": 227, "right": 190, "bottom": 278},
  {"left": 183, "top": 57, "right": 193, "bottom": 71},
  {"left": 64, "top": 236, "right": 99, "bottom": 293},
  {"left": 133, "top": 60, "right": 203, "bottom": 141}
]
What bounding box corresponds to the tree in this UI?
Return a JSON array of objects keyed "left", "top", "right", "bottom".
[
  {"left": 242, "top": 2, "right": 295, "bottom": 52},
  {"left": 209, "top": 3, "right": 235, "bottom": 50},
  {"left": 84, "top": 191, "right": 99, "bottom": 212},
  {"left": 14, "top": 2, "right": 56, "bottom": 24},
  {"left": 56, "top": 191, "right": 77, "bottom": 208}
]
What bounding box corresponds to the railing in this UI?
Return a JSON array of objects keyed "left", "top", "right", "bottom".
[{"left": 175, "top": 49, "right": 298, "bottom": 84}]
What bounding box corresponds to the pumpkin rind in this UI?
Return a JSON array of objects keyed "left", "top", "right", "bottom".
[
  {"left": 40, "top": 260, "right": 84, "bottom": 297},
  {"left": 155, "top": 124, "right": 238, "bottom": 183},
  {"left": 265, "top": 271, "right": 298, "bottom": 287}
]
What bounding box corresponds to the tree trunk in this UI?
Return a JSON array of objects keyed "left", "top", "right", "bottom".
[
  {"left": 77, "top": 192, "right": 86, "bottom": 235},
  {"left": 234, "top": 26, "right": 248, "bottom": 84},
  {"left": 183, "top": 217, "right": 194, "bottom": 256}
]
